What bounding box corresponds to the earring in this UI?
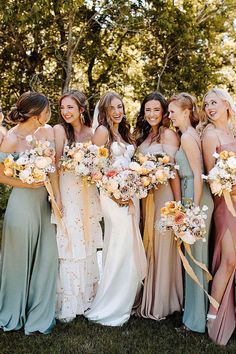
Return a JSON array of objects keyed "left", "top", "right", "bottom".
[{"left": 80, "top": 113, "right": 85, "bottom": 124}]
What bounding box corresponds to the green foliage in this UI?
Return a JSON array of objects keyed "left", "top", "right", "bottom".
[
  {"left": 0, "top": 0, "right": 235, "bottom": 121},
  {"left": 0, "top": 184, "right": 11, "bottom": 219}
]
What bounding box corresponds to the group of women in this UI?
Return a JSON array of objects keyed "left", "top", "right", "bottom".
[{"left": 0, "top": 87, "right": 235, "bottom": 346}]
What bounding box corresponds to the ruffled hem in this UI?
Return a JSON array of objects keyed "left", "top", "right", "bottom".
[{"left": 56, "top": 253, "right": 100, "bottom": 319}]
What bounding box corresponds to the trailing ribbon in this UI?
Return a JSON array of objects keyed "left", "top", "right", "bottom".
[
  {"left": 177, "top": 239, "right": 219, "bottom": 310},
  {"left": 223, "top": 190, "right": 236, "bottom": 217},
  {"left": 82, "top": 177, "right": 90, "bottom": 245},
  {"left": 44, "top": 179, "right": 71, "bottom": 252},
  {"left": 143, "top": 189, "right": 155, "bottom": 258},
  {"left": 128, "top": 199, "right": 147, "bottom": 283}
]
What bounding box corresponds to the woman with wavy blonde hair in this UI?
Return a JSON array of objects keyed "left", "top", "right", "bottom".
[
  {"left": 200, "top": 88, "right": 236, "bottom": 345},
  {"left": 168, "top": 92, "right": 214, "bottom": 333}
]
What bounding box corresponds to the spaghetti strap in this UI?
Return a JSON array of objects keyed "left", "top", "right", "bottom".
[{"left": 184, "top": 131, "right": 202, "bottom": 152}]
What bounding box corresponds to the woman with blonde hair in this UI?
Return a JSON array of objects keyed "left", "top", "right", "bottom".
[
  {"left": 200, "top": 88, "right": 236, "bottom": 345},
  {"left": 168, "top": 92, "right": 214, "bottom": 333}
]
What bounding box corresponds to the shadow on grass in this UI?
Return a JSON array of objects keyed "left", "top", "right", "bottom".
[{"left": 0, "top": 313, "right": 235, "bottom": 354}]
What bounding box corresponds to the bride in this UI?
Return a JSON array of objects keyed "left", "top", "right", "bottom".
[{"left": 85, "top": 91, "right": 147, "bottom": 326}]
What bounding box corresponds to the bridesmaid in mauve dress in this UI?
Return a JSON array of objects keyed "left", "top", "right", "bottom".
[
  {"left": 201, "top": 88, "right": 236, "bottom": 345},
  {"left": 0, "top": 92, "right": 58, "bottom": 335},
  {"left": 134, "top": 91, "right": 183, "bottom": 320},
  {"left": 169, "top": 93, "right": 214, "bottom": 333}
]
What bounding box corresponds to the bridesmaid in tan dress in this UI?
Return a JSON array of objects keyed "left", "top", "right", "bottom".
[{"left": 134, "top": 91, "right": 183, "bottom": 319}]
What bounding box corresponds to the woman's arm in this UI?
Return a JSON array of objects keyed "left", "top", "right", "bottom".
[
  {"left": 162, "top": 128, "right": 181, "bottom": 201},
  {"left": 0, "top": 164, "right": 44, "bottom": 188},
  {"left": 202, "top": 130, "right": 218, "bottom": 174},
  {"left": 92, "top": 126, "right": 109, "bottom": 146},
  {"left": 181, "top": 133, "right": 203, "bottom": 206}
]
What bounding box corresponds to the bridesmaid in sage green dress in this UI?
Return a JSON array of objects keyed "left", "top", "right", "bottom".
[
  {"left": 0, "top": 92, "right": 59, "bottom": 335},
  {"left": 168, "top": 93, "right": 214, "bottom": 333}
]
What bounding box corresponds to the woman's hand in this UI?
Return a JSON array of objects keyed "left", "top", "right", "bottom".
[
  {"left": 111, "top": 196, "right": 129, "bottom": 207},
  {"left": 24, "top": 181, "right": 45, "bottom": 189}
]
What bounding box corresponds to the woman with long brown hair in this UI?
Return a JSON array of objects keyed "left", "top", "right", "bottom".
[
  {"left": 85, "top": 91, "right": 147, "bottom": 326},
  {"left": 134, "top": 91, "right": 183, "bottom": 320},
  {"left": 0, "top": 92, "right": 58, "bottom": 334},
  {"left": 53, "top": 90, "right": 103, "bottom": 322}
]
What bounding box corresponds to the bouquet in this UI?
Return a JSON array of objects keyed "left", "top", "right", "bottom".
[
  {"left": 3, "top": 135, "right": 55, "bottom": 183},
  {"left": 60, "top": 142, "right": 109, "bottom": 183},
  {"left": 158, "top": 200, "right": 208, "bottom": 244},
  {"left": 202, "top": 150, "right": 236, "bottom": 196},
  {"left": 129, "top": 151, "right": 178, "bottom": 191},
  {"left": 157, "top": 200, "right": 219, "bottom": 309},
  {"left": 97, "top": 168, "right": 147, "bottom": 202}
]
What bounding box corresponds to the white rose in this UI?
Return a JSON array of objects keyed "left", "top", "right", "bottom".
[
  {"left": 73, "top": 150, "right": 85, "bottom": 162},
  {"left": 19, "top": 168, "right": 32, "bottom": 181},
  {"left": 226, "top": 156, "right": 236, "bottom": 169},
  {"left": 35, "top": 156, "right": 51, "bottom": 169},
  {"left": 26, "top": 135, "right": 33, "bottom": 143},
  {"left": 16, "top": 155, "right": 30, "bottom": 165},
  {"left": 129, "top": 161, "right": 142, "bottom": 172},
  {"left": 210, "top": 181, "right": 222, "bottom": 195}
]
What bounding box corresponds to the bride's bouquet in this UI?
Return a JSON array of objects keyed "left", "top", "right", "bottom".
[
  {"left": 3, "top": 135, "right": 55, "bottom": 183},
  {"left": 158, "top": 200, "right": 208, "bottom": 244},
  {"left": 202, "top": 150, "right": 236, "bottom": 196},
  {"left": 60, "top": 142, "right": 109, "bottom": 183},
  {"left": 97, "top": 168, "right": 147, "bottom": 202},
  {"left": 129, "top": 151, "right": 178, "bottom": 192}
]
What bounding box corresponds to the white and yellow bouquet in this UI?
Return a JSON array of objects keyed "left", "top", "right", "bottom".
[
  {"left": 158, "top": 200, "right": 208, "bottom": 244},
  {"left": 202, "top": 150, "right": 236, "bottom": 196},
  {"left": 3, "top": 135, "right": 55, "bottom": 183},
  {"left": 129, "top": 151, "right": 178, "bottom": 192},
  {"left": 60, "top": 142, "right": 109, "bottom": 183},
  {"left": 157, "top": 200, "right": 219, "bottom": 309}
]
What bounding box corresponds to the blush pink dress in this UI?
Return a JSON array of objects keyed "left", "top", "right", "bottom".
[{"left": 209, "top": 141, "right": 236, "bottom": 345}]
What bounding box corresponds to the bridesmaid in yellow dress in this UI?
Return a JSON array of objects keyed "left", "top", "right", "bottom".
[{"left": 134, "top": 91, "right": 183, "bottom": 320}]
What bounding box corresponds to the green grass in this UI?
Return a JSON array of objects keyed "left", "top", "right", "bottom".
[{"left": 0, "top": 313, "right": 235, "bottom": 354}]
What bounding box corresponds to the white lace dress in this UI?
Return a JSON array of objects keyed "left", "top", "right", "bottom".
[
  {"left": 55, "top": 154, "right": 103, "bottom": 321},
  {"left": 85, "top": 142, "right": 147, "bottom": 326}
]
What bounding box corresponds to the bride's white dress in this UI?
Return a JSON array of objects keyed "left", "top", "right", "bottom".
[
  {"left": 85, "top": 142, "right": 147, "bottom": 326},
  {"left": 55, "top": 168, "right": 103, "bottom": 321}
]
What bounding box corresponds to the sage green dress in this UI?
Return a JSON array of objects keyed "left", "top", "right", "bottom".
[
  {"left": 0, "top": 152, "right": 58, "bottom": 334},
  {"left": 175, "top": 147, "right": 214, "bottom": 333}
]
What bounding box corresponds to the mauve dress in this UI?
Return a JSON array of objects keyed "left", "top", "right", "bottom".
[{"left": 208, "top": 141, "right": 236, "bottom": 345}]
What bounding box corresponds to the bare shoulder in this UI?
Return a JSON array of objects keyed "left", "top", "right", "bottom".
[
  {"left": 37, "top": 124, "right": 54, "bottom": 141},
  {"left": 162, "top": 128, "right": 179, "bottom": 146},
  {"left": 202, "top": 126, "right": 218, "bottom": 146},
  {"left": 93, "top": 125, "right": 109, "bottom": 146},
  {"left": 53, "top": 124, "right": 66, "bottom": 136},
  {"left": 0, "top": 128, "right": 18, "bottom": 151}
]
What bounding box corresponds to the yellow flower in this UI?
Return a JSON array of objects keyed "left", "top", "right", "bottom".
[
  {"left": 138, "top": 153, "right": 148, "bottom": 164},
  {"left": 166, "top": 201, "right": 178, "bottom": 213},
  {"left": 228, "top": 151, "right": 236, "bottom": 157},
  {"left": 4, "top": 157, "right": 14, "bottom": 168},
  {"left": 4, "top": 167, "right": 14, "bottom": 177},
  {"left": 161, "top": 207, "right": 169, "bottom": 215},
  {"left": 98, "top": 146, "right": 109, "bottom": 158},
  {"left": 141, "top": 176, "right": 151, "bottom": 187},
  {"left": 219, "top": 150, "right": 229, "bottom": 160},
  {"left": 162, "top": 155, "right": 170, "bottom": 164}
]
